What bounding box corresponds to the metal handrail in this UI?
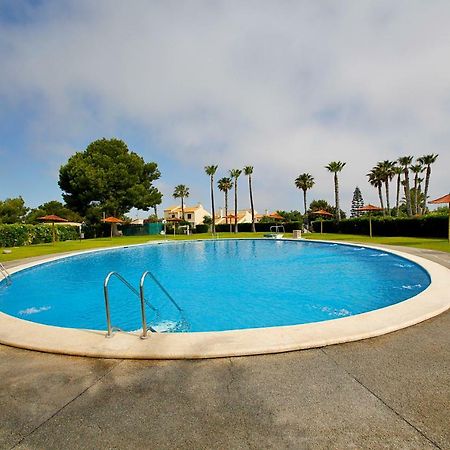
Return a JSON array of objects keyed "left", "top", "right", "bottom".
[
  {"left": 103, "top": 271, "right": 158, "bottom": 338},
  {"left": 0, "top": 263, "right": 11, "bottom": 285},
  {"left": 140, "top": 270, "right": 184, "bottom": 338}
]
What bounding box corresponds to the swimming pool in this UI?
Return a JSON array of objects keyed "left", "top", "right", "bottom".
[{"left": 0, "top": 239, "right": 431, "bottom": 333}]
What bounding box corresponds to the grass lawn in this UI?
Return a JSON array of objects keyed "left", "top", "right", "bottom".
[{"left": 0, "top": 232, "right": 448, "bottom": 263}]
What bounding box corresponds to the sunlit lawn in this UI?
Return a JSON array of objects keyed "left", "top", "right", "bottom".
[{"left": 0, "top": 231, "right": 448, "bottom": 263}]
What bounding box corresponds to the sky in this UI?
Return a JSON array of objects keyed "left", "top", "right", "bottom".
[{"left": 1, "top": 0, "right": 449, "bottom": 217}]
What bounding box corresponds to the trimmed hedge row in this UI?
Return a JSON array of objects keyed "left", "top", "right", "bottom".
[
  {"left": 215, "top": 221, "right": 303, "bottom": 233},
  {"left": 312, "top": 215, "right": 448, "bottom": 238},
  {"left": 0, "top": 224, "right": 80, "bottom": 247}
]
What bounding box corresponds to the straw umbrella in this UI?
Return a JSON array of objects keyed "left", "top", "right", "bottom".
[
  {"left": 355, "top": 204, "right": 384, "bottom": 238},
  {"left": 166, "top": 217, "right": 183, "bottom": 236},
  {"left": 102, "top": 216, "right": 123, "bottom": 238},
  {"left": 311, "top": 209, "right": 333, "bottom": 234},
  {"left": 430, "top": 193, "right": 450, "bottom": 242},
  {"left": 38, "top": 214, "right": 68, "bottom": 244}
]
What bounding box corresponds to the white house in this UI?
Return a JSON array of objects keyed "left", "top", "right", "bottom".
[{"left": 164, "top": 203, "right": 211, "bottom": 228}]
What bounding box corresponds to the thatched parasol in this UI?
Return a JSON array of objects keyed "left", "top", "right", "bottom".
[
  {"left": 430, "top": 193, "right": 450, "bottom": 242},
  {"left": 356, "top": 204, "right": 384, "bottom": 238},
  {"left": 38, "top": 214, "right": 68, "bottom": 244}
]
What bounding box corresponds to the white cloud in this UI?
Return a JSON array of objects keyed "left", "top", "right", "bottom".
[{"left": 1, "top": 0, "right": 449, "bottom": 212}]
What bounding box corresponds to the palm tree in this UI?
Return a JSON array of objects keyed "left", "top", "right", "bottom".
[
  {"left": 377, "top": 160, "right": 395, "bottom": 215},
  {"left": 205, "top": 165, "right": 218, "bottom": 233},
  {"left": 417, "top": 154, "right": 438, "bottom": 214},
  {"left": 244, "top": 166, "right": 256, "bottom": 232},
  {"left": 325, "top": 161, "right": 346, "bottom": 221},
  {"left": 218, "top": 177, "right": 232, "bottom": 232},
  {"left": 229, "top": 169, "right": 242, "bottom": 233},
  {"left": 392, "top": 165, "right": 403, "bottom": 216},
  {"left": 398, "top": 156, "right": 413, "bottom": 216},
  {"left": 367, "top": 167, "right": 385, "bottom": 212},
  {"left": 410, "top": 163, "right": 424, "bottom": 215},
  {"left": 173, "top": 184, "right": 189, "bottom": 220},
  {"left": 294, "top": 173, "right": 315, "bottom": 226}
]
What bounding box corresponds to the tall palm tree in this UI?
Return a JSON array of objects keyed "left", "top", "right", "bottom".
[
  {"left": 229, "top": 169, "right": 242, "bottom": 233},
  {"left": 377, "top": 160, "right": 395, "bottom": 215},
  {"left": 325, "top": 161, "right": 346, "bottom": 221},
  {"left": 173, "top": 184, "right": 189, "bottom": 220},
  {"left": 294, "top": 173, "right": 315, "bottom": 226},
  {"left": 392, "top": 164, "right": 403, "bottom": 216},
  {"left": 410, "top": 163, "right": 424, "bottom": 215},
  {"left": 417, "top": 154, "right": 438, "bottom": 214},
  {"left": 205, "top": 165, "right": 218, "bottom": 233},
  {"left": 367, "top": 167, "right": 385, "bottom": 212},
  {"left": 218, "top": 177, "right": 232, "bottom": 232},
  {"left": 244, "top": 166, "right": 256, "bottom": 232},
  {"left": 398, "top": 156, "right": 413, "bottom": 216}
]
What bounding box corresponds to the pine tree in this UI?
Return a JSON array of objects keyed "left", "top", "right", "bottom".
[{"left": 350, "top": 186, "right": 364, "bottom": 217}]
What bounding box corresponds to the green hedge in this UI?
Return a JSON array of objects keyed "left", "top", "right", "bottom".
[
  {"left": 0, "top": 224, "right": 80, "bottom": 247},
  {"left": 311, "top": 215, "right": 448, "bottom": 238},
  {"left": 215, "top": 221, "right": 303, "bottom": 233}
]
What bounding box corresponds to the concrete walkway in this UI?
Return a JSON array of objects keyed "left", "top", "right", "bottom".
[{"left": 0, "top": 247, "right": 449, "bottom": 449}]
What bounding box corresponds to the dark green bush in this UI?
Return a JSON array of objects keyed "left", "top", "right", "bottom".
[
  {"left": 0, "top": 224, "right": 79, "bottom": 247},
  {"left": 311, "top": 215, "right": 447, "bottom": 238},
  {"left": 195, "top": 224, "right": 209, "bottom": 233}
]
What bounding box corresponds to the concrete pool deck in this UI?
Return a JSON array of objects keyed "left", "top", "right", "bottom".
[
  {"left": 0, "top": 240, "right": 449, "bottom": 359},
  {"left": 0, "top": 245, "right": 448, "bottom": 449}
]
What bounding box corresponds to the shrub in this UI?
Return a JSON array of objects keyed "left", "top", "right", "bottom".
[
  {"left": 195, "top": 224, "right": 209, "bottom": 233},
  {"left": 0, "top": 224, "right": 79, "bottom": 247}
]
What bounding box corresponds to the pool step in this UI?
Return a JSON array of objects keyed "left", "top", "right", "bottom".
[{"left": 0, "top": 263, "right": 12, "bottom": 285}]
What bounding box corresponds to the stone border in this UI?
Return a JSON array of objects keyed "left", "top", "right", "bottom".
[{"left": 0, "top": 239, "right": 449, "bottom": 359}]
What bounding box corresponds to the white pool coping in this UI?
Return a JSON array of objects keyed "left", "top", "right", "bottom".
[{"left": 0, "top": 239, "right": 449, "bottom": 359}]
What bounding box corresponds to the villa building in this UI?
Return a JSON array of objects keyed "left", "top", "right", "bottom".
[{"left": 164, "top": 204, "right": 211, "bottom": 228}]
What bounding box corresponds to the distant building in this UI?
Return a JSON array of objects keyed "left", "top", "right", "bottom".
[
  {"left": 164, "top": 204, "right": 211, "bottom": 228},
  {"left": 215, "top": 208, "right": 254, "bottom": 225}
]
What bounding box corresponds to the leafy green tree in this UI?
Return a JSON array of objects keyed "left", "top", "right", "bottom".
[
  {"left": 398, "top": 156, "right": 414, "bottom": 216},
  {"left": 26, "top": 201, "right": 82, "bottom": 223},
  {"left": 276, "top": 210, "right": 303, "bottom": 222},
  {"left": 417, "top": 154, "right": 438, "bottom": 214},
  {"left": 205, "top": 165, "right": 218, "bottom": 234},
  {"left": 58, "top": 138, "right": 162, "bottom": 218},
  {"left": 229, "top": 169, "right": 242, "bottom": 233},
  {"left": 325, "top": 161, "right": 346, "bottom": 221},
  {"left": 0, "top": 197, "right": 29, "bottom": 224},
  {"left": 294, "top": 173, "right": 315, "bottom": 225},
  {"left": 350, "top": 187, "right": 364, "bottom": 217},
  {"left": 173, "top": 185, "right": 190, "bottom": 219},
  {"left": 244, "top": 166, "right": 256, "bottom": 232},
  {"left": 218, "top": 177, "right": 232, "bottom": 232},
  {"left": 307, "top": 199, "right": 345, "bottom": 224}
]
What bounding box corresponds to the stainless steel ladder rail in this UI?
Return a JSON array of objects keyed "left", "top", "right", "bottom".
[
  {"left": 140, "top": 270, "right": 184, "bottom": 338},
  {"left": 103, "top": 272, "right": 158, "bottom": 338},
  {"left": 0, "top": 263, "right": 12, "bottom": 285}
]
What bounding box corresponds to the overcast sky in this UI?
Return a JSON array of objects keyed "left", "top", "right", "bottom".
[{"left": 1, "top": 0, "right": 449, "bottom": 216}]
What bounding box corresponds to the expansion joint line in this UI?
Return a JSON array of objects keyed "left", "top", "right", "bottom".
[
  {"left": 10, "top": 359, "right": 125, "bottom": 450},
  {"left": 320, "top": 348, "right": 442, "bottom": 449}
]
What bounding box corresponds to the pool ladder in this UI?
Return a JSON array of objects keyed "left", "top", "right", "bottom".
[
  {"left": 103, "top": 270, "right": 183, "bottom": 339},
  {"left": 0, "top": 263, "right": 12, "bottom": 286}
]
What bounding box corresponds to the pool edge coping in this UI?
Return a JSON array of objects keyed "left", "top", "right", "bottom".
[{"left": 0, "top": 239, "right": 449, "bottom": 359}]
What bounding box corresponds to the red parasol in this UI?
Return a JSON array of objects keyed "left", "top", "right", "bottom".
[
  {"left": 102, "top": 216, "right": 123, "bottom": 238},
  {"left": 356, "top": 204, "right": 384, "bottom": 238},
  {"left": 38, "top": 215, "right": 68, "bottom": 243},
  {"left": 430, "top": 194, "right": 450, "bottom": 242},
  {"left": 311, "top": 209, "right": 333, "bottom": 234}
]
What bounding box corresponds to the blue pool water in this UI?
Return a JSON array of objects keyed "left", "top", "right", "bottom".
[{"left": 0, "top": 240, "right": 430, "bottom": 332}]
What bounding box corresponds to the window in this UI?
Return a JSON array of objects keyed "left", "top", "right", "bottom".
[{"left": 187, "top": 213, "right": 192, "bottom": 219}]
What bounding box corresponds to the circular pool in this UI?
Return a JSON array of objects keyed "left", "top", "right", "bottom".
[{"left": 0, "top": 239, "right": 431, "bottom": 332}]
